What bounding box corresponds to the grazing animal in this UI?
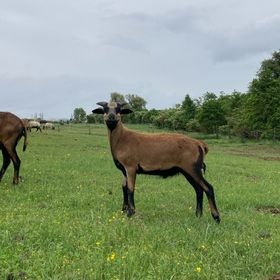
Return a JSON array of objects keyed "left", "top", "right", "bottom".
[
  {"left": 0, "top": 112, "right": 27, "bottom": 184},
  {"left": 43, "top": 122, "right": 55, "bottom": 130},
  {"left": 27, "top": 120, "right": 42, "bottom": 132},
  {"left": 93, "top": 101, "right": 220, "bottom": 223}
]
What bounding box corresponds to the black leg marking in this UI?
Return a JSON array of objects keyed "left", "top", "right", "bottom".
[
  {"left": 182, "top": 172, "right": 204, "bottom": 218},
  {"left": 195, "top": 187, "right": 203, "bottom": 217},
  {"left": 0, "top": 146, "right": 11, "bottom": 181},
  {"left": 122, "top": 185, "right": 129, "bottom": 212},
  {"left": 181, "top": 166, "right": 220, "bottom": 223},
  {"left": 12, "top": 150, "right": 21, "bottom": 185},
  {"left": 127, "top": 189, "right": 135, "bottom": 217},
  {"left": 202, "top": 178, "right": 220, "bottom": 223}
]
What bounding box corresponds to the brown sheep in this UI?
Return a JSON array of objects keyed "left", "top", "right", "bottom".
[
  {"left": 93, "top": 101, "right": 220, "bottom": 223},
  {"left": 0, "top": 112, "right": 27, "bottom": 184}
]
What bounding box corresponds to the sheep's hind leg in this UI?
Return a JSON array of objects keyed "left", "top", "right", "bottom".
[
  {"left": 202, "top": 178, "right": 220, "bottom": 223},
  {"left": 183, "top": 173, "right": 204, "bottom": 217},
  {"left": 6, "top": 146, "right": 21, "bottom": 185},
  {"left": 194, "top": 187, "right": 204, "bottom": 217},
  {"left": 183, "top": 169, "right": 220, "bottom": 223},
  {"left": 193, "top": 174, "right": 220, "bottom": 223}
]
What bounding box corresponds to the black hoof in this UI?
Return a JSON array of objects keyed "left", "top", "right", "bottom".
[
  {"left": 213, "top": 214, "right": 221, "bottom": 224},
  {"left": 122, "top": 205, "right": 128, "bottom": 214},
  {"left": 195, "top": 210, "right": 203, "bottom": 217},
  {"left": 126, "top": 208, "right": 135, "bottom": 217}
]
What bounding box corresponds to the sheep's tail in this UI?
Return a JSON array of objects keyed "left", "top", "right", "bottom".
[
  {"left": 202, "top": 162, "right": 206, "bottom": 174},
  {"left": 199, "top": 140, "right": 208, "bottom": 174},
  {"left": 200, "top": 140, "right": 209, "bottom": 155},
  {"left": 22, "top": 126, "right": 28, "bottom": 152}
]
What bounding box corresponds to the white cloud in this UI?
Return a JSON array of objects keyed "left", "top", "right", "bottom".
[{"left": 1, "top": 0, "right": 280, "bottom": 118}]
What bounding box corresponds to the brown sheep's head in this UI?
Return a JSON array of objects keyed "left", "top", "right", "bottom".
[{"left": 92, "top": 101, "right": 133, "bottom": 131}]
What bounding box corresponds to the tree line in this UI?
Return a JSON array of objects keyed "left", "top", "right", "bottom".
[{"left": 74, "top": 50, "right": 280, "bottom": 140}]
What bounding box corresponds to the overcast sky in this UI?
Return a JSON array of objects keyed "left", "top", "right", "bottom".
[{"left": 1, "top": 0, "right": 280, "bottom": 119}]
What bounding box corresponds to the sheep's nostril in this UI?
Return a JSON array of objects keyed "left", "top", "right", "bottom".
[{"left": 108, "top": 113, "right": 115, "bottom": 121}]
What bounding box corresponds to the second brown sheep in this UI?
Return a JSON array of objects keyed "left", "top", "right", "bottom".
[{"left": 0, "top": 112, "right": 27, "bottom": 184}]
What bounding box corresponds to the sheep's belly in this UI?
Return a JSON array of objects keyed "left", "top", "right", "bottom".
[{"left": 136, "top": 164, "right": 181, "bottom": 178}]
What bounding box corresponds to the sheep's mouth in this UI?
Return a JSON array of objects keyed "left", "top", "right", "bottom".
[{"left": 106, "top": 120, "right": 118, "bottom": 131}]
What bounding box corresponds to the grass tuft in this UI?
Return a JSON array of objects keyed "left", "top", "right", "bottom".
[{"left": 0, "top": 124, "right": 280, "bottom": 279}]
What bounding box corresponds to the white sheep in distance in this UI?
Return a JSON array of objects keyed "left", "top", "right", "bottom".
[{"left": 27, "top": 120, "right": 42, "bottom": 132}]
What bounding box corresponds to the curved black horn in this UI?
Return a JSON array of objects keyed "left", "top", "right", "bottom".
[{"left": 96, "top": 101, "right": 108, "bottom": 107}]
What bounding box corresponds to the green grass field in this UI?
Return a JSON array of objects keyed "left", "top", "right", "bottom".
[{"left": 0, "top": 124, "right": 280, "bottom": 279}]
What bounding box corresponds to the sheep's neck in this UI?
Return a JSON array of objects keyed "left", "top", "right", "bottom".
[{"left": 107, "top": 121, "right": 124, "bottom": 157}]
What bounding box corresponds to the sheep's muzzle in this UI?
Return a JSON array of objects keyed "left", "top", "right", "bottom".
[{"left": 105, "top": 113, "right": 119, "bottom": 131}]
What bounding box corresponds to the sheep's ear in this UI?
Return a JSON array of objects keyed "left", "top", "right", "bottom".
[
  {"left": 120, "top": 108, "right": 133, "bottom": 115},
  {"left": 96, "top": 101, "right": 108, "bottom": 107},
  {"left": 92, "top": 108, "right": 104, "bottom": 114}
]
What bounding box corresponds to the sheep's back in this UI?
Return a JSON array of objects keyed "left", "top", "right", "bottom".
[{"left": 116, "top": 131, "right": 200, "bottom": 171}]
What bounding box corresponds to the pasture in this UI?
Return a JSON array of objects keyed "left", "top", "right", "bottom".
[{"left": 0, "top": 124, "right": 280, "bottom": 279}]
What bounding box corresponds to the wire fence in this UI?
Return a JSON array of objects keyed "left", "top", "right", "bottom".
[{"left": 218, "top": 126, "right": 280, "bottom": 141}]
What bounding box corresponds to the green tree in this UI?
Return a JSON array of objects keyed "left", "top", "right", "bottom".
[
  {"left": 110, "top": 92, "right": 126, "bottom": 103},
  {"left": 198, "top": 93, "right": 226, "bottom": 135},
  {"left": 142, "top": 109, "right": 159, "bottom": 124},
  {"left": 86, "top": 113, "right": 103, "bottom": 124},
  {"left": 126, "top": 94, "right": 147, "bottom": 111},
  {"left": 246, "top": 50, "right": 280, "bottom": 130},
  {"left": 73, "top": 108, "right": 87, "bottom": 123},
  {"left": 218, "top": 91, "right": 244, "bottom": 116},
  {"left": 181, "top": 94, "right": 196, "bottom": 121},
  {"left": 217, "top": 91, "right": 246, "bottom": 136}
]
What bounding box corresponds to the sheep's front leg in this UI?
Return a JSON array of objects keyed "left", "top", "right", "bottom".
[
  {"left": 0, "top": 148, "right": 11, "bottom": 181},
  {"left": 126, "top": 168, "right": 136, "bottom": 217},
  {"left": 127, "top": 189, "right": 135, "bottom": 217},
  {"left": 122, "top": 177, "right": 129, "bottom": 212}
]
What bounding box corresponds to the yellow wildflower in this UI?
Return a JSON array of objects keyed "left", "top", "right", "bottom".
[{"left": 107, "top": 252, "right": 116, "bottom": 261}]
